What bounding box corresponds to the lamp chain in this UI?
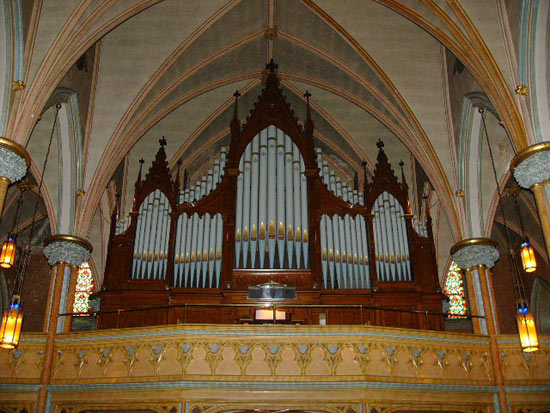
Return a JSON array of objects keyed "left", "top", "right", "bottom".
[
  {"left": 14, "top": 104, "right": 60, "bottom": 297},
  {"left": 479, "top": 109, "right": 528, "bottom": 303}
]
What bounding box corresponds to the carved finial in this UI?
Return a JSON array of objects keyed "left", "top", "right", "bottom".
[
  {"left": 266, "top": 59, "right": 278, "bottom": 73},
  {"left": 376, "top": 139, "right": 384, "bottom": 149},
  {"left": 399, "top": 160, "right": 407, "bottom": 187},
  {"left": 304, "top": 90, "right": 311, "bottom": 104},
  {"left": 175, "top": 159, "right": 182, "bottom": 189},
  {"left": 231, "top": 90, "right": 241, "bottom": 140},
  {"left": 159, "top": 137, "right": 167, "bottom": 147},
  {"left": 137, "top": 157, "right": 145, "bottom": 183},
  {"left": 362, "top": 160, "right": 369, "bottom": 197}
]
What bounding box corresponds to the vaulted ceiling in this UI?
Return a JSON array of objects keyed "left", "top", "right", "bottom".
[{"left": 3, "top": 0, "right": 536, "bottom": 282}]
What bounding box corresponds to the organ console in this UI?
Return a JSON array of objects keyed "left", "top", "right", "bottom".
[{"left": 99, "top": 67, "right": 444, "bottom": 330}]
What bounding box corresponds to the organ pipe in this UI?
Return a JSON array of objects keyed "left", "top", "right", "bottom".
[
  {"left": 276, "top": 128, "right": 286, "bottom": 268},
  {"left": 250, "top": 135, "right": 260, "bottom": 268},
  {"left": 258, "top": 129, "right": 268, "bottom": 269},
  {"left": 235, "top": 157, "right": 244, "bottom": 267},
  {"left": 285, "top": 134, "right": 294, "bottom": 269},
  {"left": 293, "top": 143, "right": 302, "bottom": 268},
  {"left": 267, "top": 126, "right": 277, "bottom": 268}
]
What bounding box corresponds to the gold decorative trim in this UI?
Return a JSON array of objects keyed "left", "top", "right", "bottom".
[
  {"left": 515, "top": 85, "right": 528, "bottom": 95},
  {"left": 44, "top": 234, "right": 93, "bottom": 252},
  {"left": 510, "top": 142, "right": 550, "bottom": 171},
  {"left": 0, "top": 137, "right": 31, "bottom": 167},
  {"left": 450, "top": 237, "right": 498, "bottom": 255},
  {"left": 11, "top": 80, "right": 25, "bottom": 91}
]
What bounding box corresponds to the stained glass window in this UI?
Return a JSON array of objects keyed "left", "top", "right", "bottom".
[
  {"left": 444, "top": 261, "right": 467, "bottom": 318},
  {"left": 73, "top": 262, "right": 94, "bottom": 315}
]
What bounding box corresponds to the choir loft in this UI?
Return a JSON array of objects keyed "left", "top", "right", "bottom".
[{"left": 99, "top": 66, "right": 443, "bottom": 329}]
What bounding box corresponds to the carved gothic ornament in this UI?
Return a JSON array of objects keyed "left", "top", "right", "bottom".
[
  {"left": 43, "top": 234, "right": 93, "bottom": 267},
  {"left": 450, "top": 238, "right": 499, "bottom": 270},
  {"left": 511, "top": 142, "right": 550, "bottom": 189},
  {"left": 0, "top": 137, "right": 30, "bottom": 183}
]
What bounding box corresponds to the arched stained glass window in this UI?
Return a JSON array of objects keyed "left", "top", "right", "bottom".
[
  {"left": 73, "top": 262, "right": 94, "bottom": 315},
  {"left": 444, "top": 261, "right": 467, "bottom": 318}
]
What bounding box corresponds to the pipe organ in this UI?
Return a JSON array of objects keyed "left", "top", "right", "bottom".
[
  {"left": 100, "top": 69, "right": 443, "bottom": 330},
  {"left": 235, "top": 128, "right": 309, "bottom": 270}
]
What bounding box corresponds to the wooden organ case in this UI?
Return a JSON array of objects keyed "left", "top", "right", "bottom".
[{"left": 99, "top": 70, "right": 444, "bottom": 330}]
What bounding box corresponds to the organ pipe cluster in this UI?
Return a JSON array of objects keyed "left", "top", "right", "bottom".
[
  {"left": 316, "top": 149, "right": 370, "bottom": 289},
  {"left": 372, "top": 192, "right": 412, "bottom": 281},
  {"left": 173, "top": 148, "right": 227, "bottom": 288},
  {"left": 132, "top": 189, "right": 171, "bottom": 280},
  {"left": 235, "top": 126, "right": 309, "bottom": 269}
]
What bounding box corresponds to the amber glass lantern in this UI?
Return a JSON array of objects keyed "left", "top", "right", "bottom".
[
  {"left": 520, "top": 239, "right": 536, "bottom": 273},
  {"left": 0, "top": 235, "right": 16, "bottom": 268},
  {"left": 0, "top": 295, "right": 23, "bottom": 349},
  {"left": 516, "top": 301, "right": 539, "bottom": 353}
]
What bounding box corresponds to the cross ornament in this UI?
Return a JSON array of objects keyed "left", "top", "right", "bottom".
[{"left": 266, "top": 59, "right": 278, "bottom": 73}]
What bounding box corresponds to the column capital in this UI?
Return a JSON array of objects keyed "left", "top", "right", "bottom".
[
  {"left": 511, "top": 142, "right": 550, "bottom": 189},
  {"left": 450, "top": 237, "right": 499, "bottom": 269},
  {"left": 43, "top": 234, "right": 93, "bottom": 267},
  {"left": 0, "top": 137, "right": 30, "bottom": 183}
]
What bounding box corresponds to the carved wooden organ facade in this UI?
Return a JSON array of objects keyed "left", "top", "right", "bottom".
[{"left": 99, "top": 72, "right": 443, "bottom": 329}]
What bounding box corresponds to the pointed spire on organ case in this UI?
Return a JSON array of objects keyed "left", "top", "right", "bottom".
[
  {"left": 303, "top": 90, "right": 314, "bottom": 141},
  {"left": 175, "top": 159, "right": 182, "bottom": 191},
  {"left": 362, "top": 160, "right": 369, "bottom": 199},
  {"left": 399, "top": 160, "right": 408, "bottom": 193}
]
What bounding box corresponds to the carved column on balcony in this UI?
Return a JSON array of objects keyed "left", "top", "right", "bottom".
[
  {"left": 0, "top": 138, "right": 30, "bottom": 219},
  {"left": 450, "top": 237, "right": 506, "bottom": 412},
  {"left": 511, "top": 142, "right": 550, "bottom": 258},
  {"left": 37, "top": 234, "right": 92, "bottom": 413}
]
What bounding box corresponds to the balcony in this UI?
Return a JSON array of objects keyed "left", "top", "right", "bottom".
[{"left": 0, "top": 324, "right": 548, "bottom": 412}]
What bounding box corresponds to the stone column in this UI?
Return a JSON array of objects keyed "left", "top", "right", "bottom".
[
  {"left": 511, "top": 142, "right": 550, "bottom": 258},
  {"left": 450, "top": 238, "right": 507, "bottom": 412},
  {"left": 36, "top": 235, "right": 92, "bottom": 413},
  {"left": 0, "top": 138, "right": 30, "bottom": 219}
]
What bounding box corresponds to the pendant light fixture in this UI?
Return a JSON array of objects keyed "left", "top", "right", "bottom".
[
  {"left": 479, "top": 108, "right": 538, "bottom": 352},
  {"left": 0, "top": 183, "right": 26, "bottom": 269},
  {"left": 0, "top": 104, "right": 60, "bottom": 349},
  {"left": 510, "top": 190, "right": 538, "bottom": 273}
]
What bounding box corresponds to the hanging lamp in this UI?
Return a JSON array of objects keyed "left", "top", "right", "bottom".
[
  {"left": 0, "top": 235, "right": 16, "bottom": 268},
  {"left": 510, "top": 188, "right": 537, "bottom": 273},
  {"left": 0, "top": 104, "right": 60, "bottom": 349},
  {"left": 0, "top": 182, "right": 27, "bottom": 269},
  {"left": 479, "top": 108, "right": 538, "bottom": 352}
]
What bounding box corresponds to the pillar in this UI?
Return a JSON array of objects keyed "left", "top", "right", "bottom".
[
  {"left": 0, "top": 137, "right": 30, "bottom": 219},
  {"left": 36, "top": 234, "right": 93, "bottom": 413},
  {"left": 511, "top": 142, "right": 550, "bottom": 258},
  {"left": 450, "top": 238, "right": 507, "bottom": 412}
]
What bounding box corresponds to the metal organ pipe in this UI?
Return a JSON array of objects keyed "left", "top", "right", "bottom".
[
  {"left": 284, "top": 134, "right": 294, "bottom": 269},
  {"left": 235, "top": 157, "right": 244, "bottom": 268},
  {"left": 300, "top": 157, "right": 308, "bottom": 269},
  {"left": 293, "top": 143, "right": 302, "bottom": 268},
  {"left": 258, "top": 130, "right": 268, "bottom": 269},
  {"left": 242, "top": 143, "right": 252, "bottom": 268},
  {"left": 267, "top": 126, "right": 277, "bottom": 268},
  {"left": 276, "top": 128, "right": 286, "bottom": 268},
  {"left": 250, "top": 135, "right": 260, "bottom": 268}
]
